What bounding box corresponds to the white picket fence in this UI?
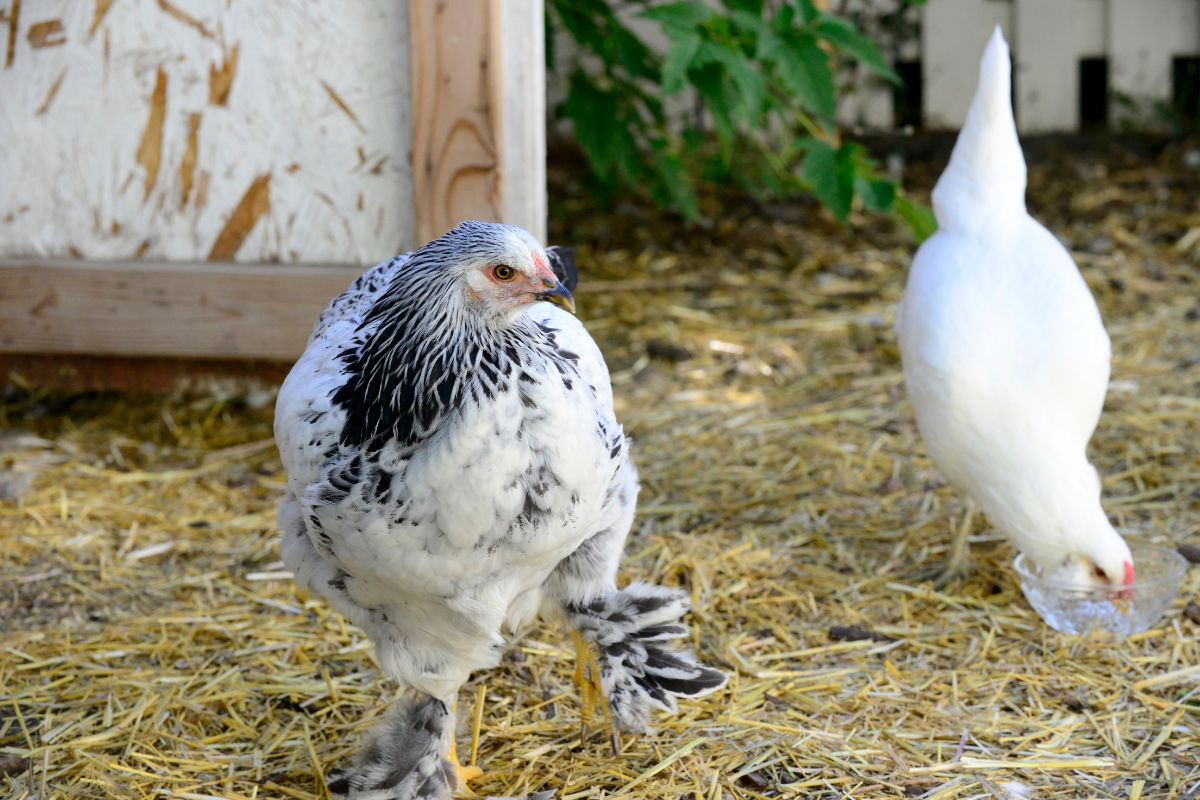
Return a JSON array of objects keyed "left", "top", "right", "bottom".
[{"left": 845, "top": 0, "right": 1200, "bottom": 133}]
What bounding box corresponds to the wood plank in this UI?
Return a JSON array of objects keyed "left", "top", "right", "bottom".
[
  {"left": 409, "top": 0, "right": 546, "bottom": 244},
  {"left": 0, "top": 260, "right": 359, "bottom": 361},
  {"left": 0, "top": 353, "right": 289, "bottom": 392},
  {"left": 491, "top": 0, "right": 547, "bottom": 243}
]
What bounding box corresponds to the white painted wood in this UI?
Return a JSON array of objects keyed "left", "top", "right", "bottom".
[
  {"left": 1110, "top": 0, "right": 1200, "bottom": 126},
  {"left": 1014, "top": 0, "right": 1105, "bottom": 133},
  {"left": 0, "top": 0, "right": 415, "bottom": 264},
  {"left": 923, "top": 0, "right": 1013, "bottom": 129},
  {"left": 493, "top": 0, "right": 547, "bottom": 243},
  {"left": 926, "top": 0, "right": 1198, "bottom": 132}
]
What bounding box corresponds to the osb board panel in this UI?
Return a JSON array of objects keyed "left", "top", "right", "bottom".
[
  {"left": 0, "top": 259, "right": 358, "bottom": 360},
  {"left": 0, "top": 0, "right": 415, "bottom": 264}
]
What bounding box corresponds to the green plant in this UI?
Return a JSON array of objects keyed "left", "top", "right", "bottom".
[{"left": 547, "top": 0, "right": 936, "bottom": 241}]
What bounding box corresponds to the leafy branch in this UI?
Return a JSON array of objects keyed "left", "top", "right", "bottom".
[{"left": 548, "top": 0, "right": 935, "bottom": 241}]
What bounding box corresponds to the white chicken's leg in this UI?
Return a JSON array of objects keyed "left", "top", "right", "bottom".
[
  {"left": 913, "top": 501, "right": 976, "bottom": 589},
  {"left": 942, "top": 502, "right": 976, "bottom": 584}
]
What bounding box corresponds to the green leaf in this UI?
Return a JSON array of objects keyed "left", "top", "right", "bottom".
[
  {"left": 689, "top": 63, "right": 737, "bottom": 158},
  {"left": 765, "top": 30, "right": 835, "bottom": 117},
  {"left": 729, "top": 9, "right": 769, "bottom": 40},
  {"left": 801, "top": 139, "right": 855, "bottom": 220},
  {"left": 661, "top": 33, "right": 702, "bottom": 95},
  {"left": 551, "top": 3, "right": 608, "bottom": 53},
  {"left": 773, "top": 2, "right": 796, "bottom": 34},
  {"left": 560, "top": 70, "right": 640, "bottom": 184},
  {"left": 693, "top": 40, "right": 767, "bottom": 123},
  {"left": 793, "top": 0, "right": 819, "bottom": 25},
  {"left": 722, "top": 0, "right": 765, "bottom": 15},
  {"left": 894, "top": 194, "right": 938, "bottom": 242},
  {"left": 650, "top": 149, "right": 700, "bottom": 221},
  {"left": 856, "top": 176, "right": 896, "bottom": 213},
  {"left": 547, "top": 0, "right": 911, "bottom": 227},
  {"left": 641, "top": 2, "right": 714, "bottom": 33},
  {"left": 611, "top": 24, "right": 659, "bottom": 80},
  {"left": 814, "top": 16, "right": 900, "bottom": 83}
]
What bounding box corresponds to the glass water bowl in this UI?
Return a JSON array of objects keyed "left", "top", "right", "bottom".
[{"left": 1013, "top": 543, "right": 1188, "bottom": 637}]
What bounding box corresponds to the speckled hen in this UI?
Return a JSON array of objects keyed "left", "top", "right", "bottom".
[{"left": 273, "top": 221, "right": 725, "bottom": 800}]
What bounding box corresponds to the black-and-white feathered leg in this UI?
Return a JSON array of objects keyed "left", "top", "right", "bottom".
[
  {"left": 564, "top": 583, "right": 727, "bottom": 733},
  {"left": 325, "top": 692, "right": 455, "bottom": 800},
  {"left": 546, "top": 501, "right": 726, "bottom": 735}
]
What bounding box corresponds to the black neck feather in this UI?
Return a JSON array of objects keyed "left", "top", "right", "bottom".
[{"left": 331, "top": 271, "right": 552, "bottom": 451}]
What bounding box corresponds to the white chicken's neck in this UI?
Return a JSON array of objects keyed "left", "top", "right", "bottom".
[
  {"left": 977, "top": 441, "right": 1120, "bottom": 575},
  {"left": 931, "top": 27, "right": 1027, "bottom": 237}
]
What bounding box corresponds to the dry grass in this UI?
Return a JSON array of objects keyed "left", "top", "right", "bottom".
[{"left": 3, "top": 140, "right": 1200, "bottom": 799}]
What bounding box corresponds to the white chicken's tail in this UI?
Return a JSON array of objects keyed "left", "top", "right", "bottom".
[{"left": 930, "top": 27, "right": 1026, "bottom": 234}]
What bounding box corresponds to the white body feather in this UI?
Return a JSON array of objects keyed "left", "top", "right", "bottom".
[{"left": 896, "top": 29, "right": 1131, "bottom": 584}]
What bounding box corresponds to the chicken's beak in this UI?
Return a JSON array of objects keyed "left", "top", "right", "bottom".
[
  {"left": 536, "top": 281, "right": 576, "bottom": 314},
  {"left": 1114, "top": 560, "right": 1135, "bottom": 605}
]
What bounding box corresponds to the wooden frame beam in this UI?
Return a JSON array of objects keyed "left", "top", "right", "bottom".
[
  {"left": 0, "top": 353, "right": 291, "bottom": 393},
  {"left": 409, "top": 0, "right": 546, "bottom": 243},
  {"left": 0, "top": 260, "right": 358, "bottom": 363}
]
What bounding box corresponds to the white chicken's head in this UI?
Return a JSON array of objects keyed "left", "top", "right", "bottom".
[
  {"left": 426, "top": 221, "right": 574, "bottom": 322},
  {"left": 1047, "top": 527, "right": 1135, "bottom": 598},
  {"left": 1021, "top": 486, "right": 1134, "bottom": 598}
]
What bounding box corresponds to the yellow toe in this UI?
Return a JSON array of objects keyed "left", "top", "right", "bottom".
[
  {"left": 571, "top": 631, "right": 599, "bottom": 725},
  {"left": 571, "top": 629, "right": 613, "bottom": 748},
  {"left": 453, "top": 763, "right": 483, "bottom": 797},
  {"left": 447, "top": 725, "right": 483, "bottom": 797}
]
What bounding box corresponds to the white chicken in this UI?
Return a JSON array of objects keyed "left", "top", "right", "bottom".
[{"left": 896, "top": 28, "right": 1134, "bottom": 593}]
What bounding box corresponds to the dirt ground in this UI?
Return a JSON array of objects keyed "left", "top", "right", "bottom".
[{"left": 2, "top": 136, "right": 1199, "bottom": 799}]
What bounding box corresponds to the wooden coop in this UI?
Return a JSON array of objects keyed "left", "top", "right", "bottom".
[{"left": 0, "top": 0, "right": 546, "bottom": 389}]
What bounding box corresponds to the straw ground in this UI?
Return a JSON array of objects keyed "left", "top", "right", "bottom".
[{"left": 2, "top": 139, "right": 1199, "bottom": 798}]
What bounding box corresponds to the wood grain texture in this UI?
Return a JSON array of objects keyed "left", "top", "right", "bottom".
[
  {"left": 0, "top": 259, "right": 358, "bottom": 361},
  {"left": 409, "top": 0, "right": 545, "bottom": 243}
]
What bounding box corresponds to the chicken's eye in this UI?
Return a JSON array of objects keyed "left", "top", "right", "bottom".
[
  {"left": 492, "top": 265, "right": 516, "bottom": 282},
  {"left": 1093, "top": 565, "right": 1108, "bottom": 580}
]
